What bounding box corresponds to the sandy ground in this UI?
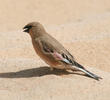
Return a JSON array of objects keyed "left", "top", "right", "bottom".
[{"left": 0, "top": 0, "right": 110, "bottom": 100}]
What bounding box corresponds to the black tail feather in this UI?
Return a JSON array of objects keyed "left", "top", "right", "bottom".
[{"left": 73, "top": 61, "right": 102, "bottom": 80}]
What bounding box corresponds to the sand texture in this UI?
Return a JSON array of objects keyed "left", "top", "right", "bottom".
[{"left": 0, "top": 0, "right": 110, "bottom": 100}]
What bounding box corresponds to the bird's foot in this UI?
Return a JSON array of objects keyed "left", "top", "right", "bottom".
[{"left": 50, "top": 67, "right": 54, "bottom": 71}]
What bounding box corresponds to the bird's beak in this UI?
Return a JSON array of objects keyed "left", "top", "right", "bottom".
[
  {"left": 23, "top": 25, "right": 32, "bottom": 33},
  {"left": 23, "top": 26, "right": 29, "bottom": 33}
]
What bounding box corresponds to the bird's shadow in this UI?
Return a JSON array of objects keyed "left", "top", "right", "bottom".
[{"left": 0, "top": 66, "right": 91, "bottom": 79}]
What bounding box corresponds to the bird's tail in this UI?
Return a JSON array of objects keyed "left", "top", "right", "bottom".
[{"left": 73, "top": 61, "right": 102, "bottom": 80}]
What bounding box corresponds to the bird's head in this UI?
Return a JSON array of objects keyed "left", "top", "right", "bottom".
[
  {"left": 23, "top": 22, "right": 41, "bottom": 33},
  {"left": 23, "top": 22, "right": 46, "bottom": 38}
]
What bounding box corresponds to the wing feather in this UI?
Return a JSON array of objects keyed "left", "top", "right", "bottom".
[{"left": 38, "top": 36, "right": 75, "bottom": 65}]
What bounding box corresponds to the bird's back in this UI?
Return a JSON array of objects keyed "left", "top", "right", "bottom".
[{"left": 39, "top": 33, "right": 74, "bottom": 60}]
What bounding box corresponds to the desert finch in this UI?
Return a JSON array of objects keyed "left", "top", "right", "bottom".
[{"left": 23, "top": 22, "right": 102, "bottom": 80}]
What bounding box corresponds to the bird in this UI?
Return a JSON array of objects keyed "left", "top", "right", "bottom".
[{"left": 23, "top": 22, "right": 102, "bottom": 80}]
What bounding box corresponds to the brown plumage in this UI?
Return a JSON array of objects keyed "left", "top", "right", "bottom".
[{"left": 23, "top": 22, "right": 102, "bottom": 80}]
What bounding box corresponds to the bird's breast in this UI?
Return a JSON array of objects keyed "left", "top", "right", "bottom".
[{"left": 32, "top": 40, "right": 61, "bottom": 67}]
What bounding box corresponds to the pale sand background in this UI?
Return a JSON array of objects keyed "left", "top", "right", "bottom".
[{"left": 0, "top": 0, "right": 110, "bottom": 100}]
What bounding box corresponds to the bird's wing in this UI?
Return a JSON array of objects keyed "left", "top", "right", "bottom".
[{"left": 39, "top": 39, "right": 75, "bottom": 65}]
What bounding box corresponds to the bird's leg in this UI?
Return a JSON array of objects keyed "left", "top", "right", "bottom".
[
  {"left": 71, "top": 69, "right": 79, "bottom": 72},
  {"left": 62, "top": 69, "right": 67, "bottom": 72},
  {"left": 50, "top": 67, "right": 54, "bottom": 71},
  {"left": 69, "top": 67, "right": 79, "bottom": 72}
]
